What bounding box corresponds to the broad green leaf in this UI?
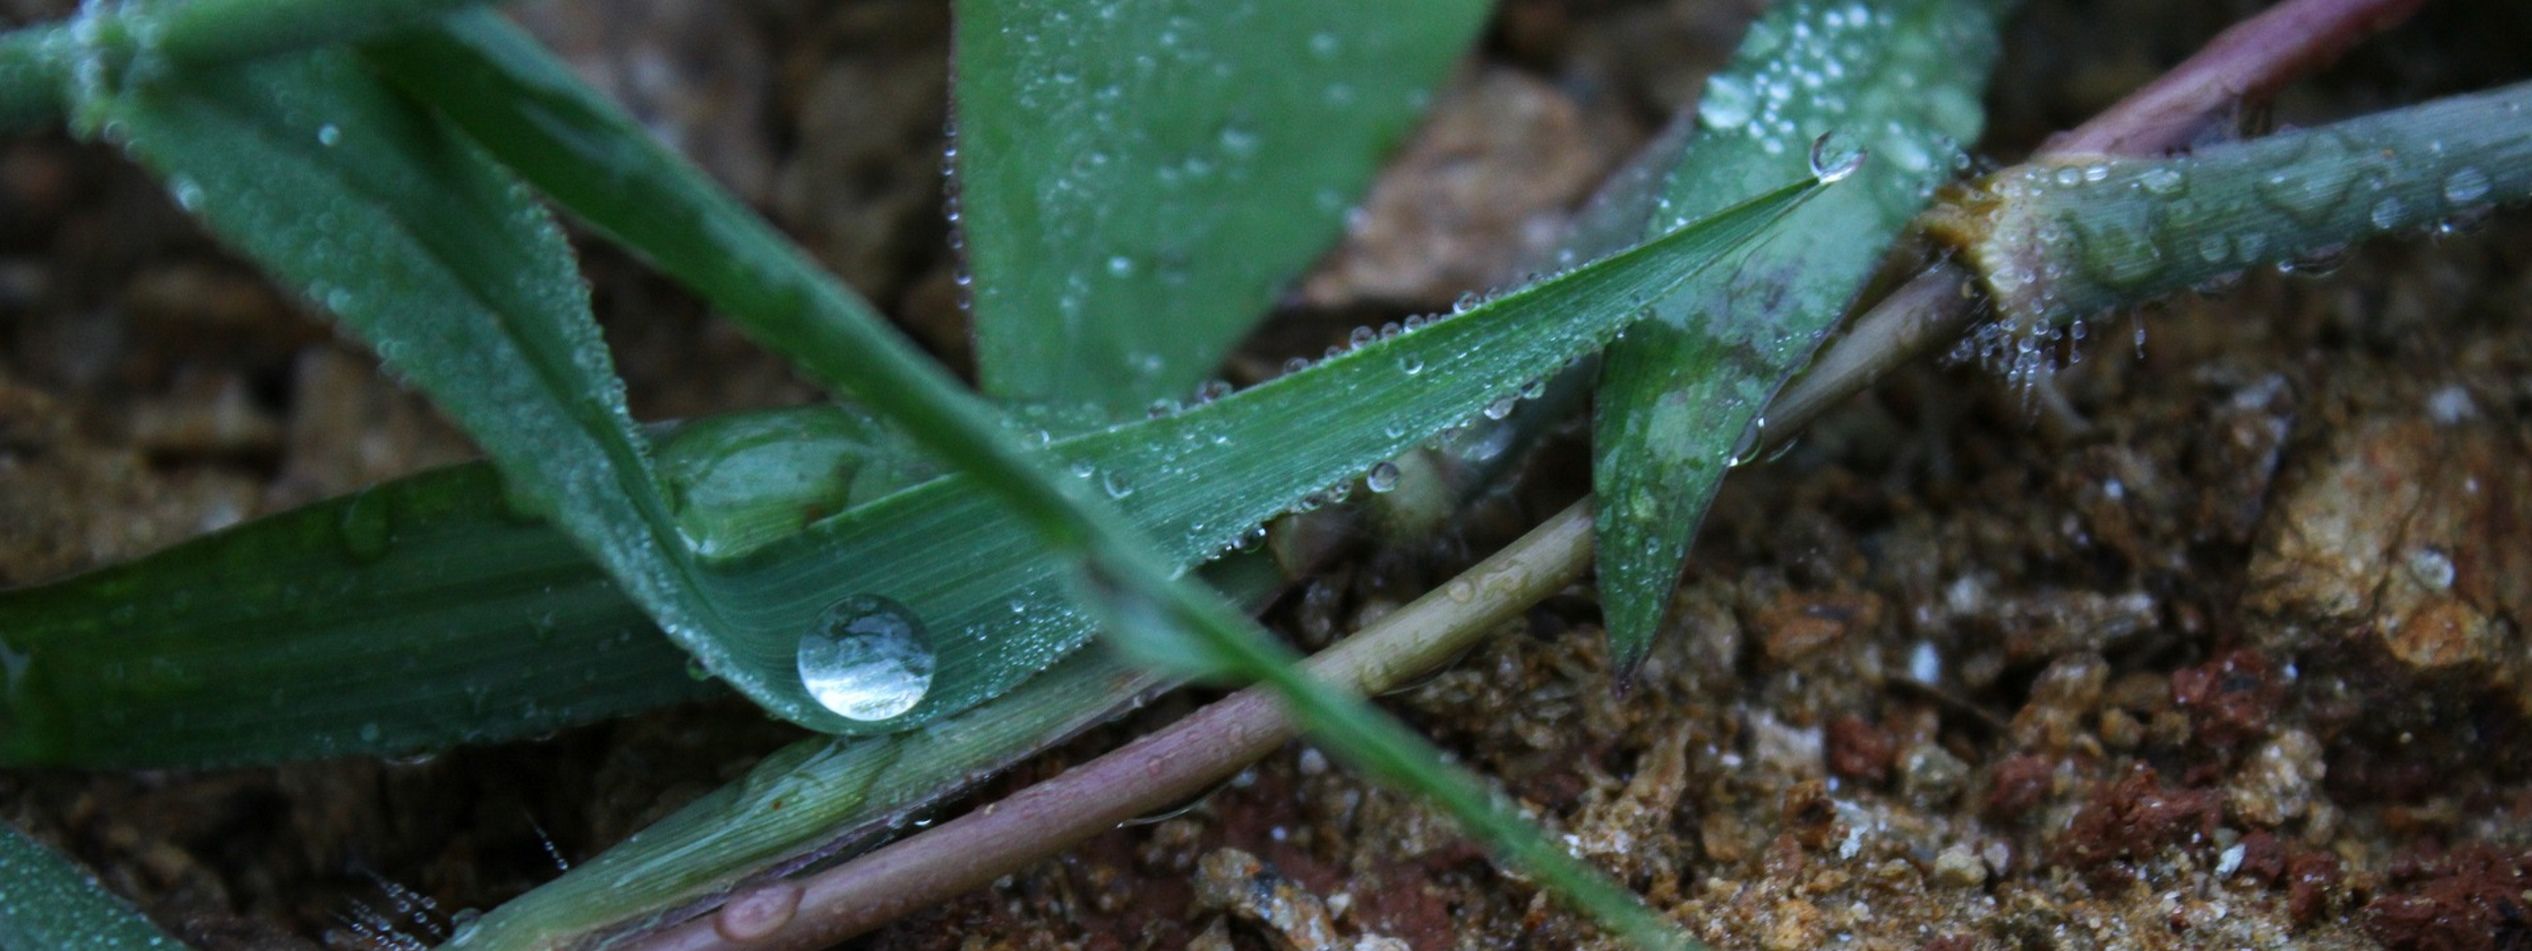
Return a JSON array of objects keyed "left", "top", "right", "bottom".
[
  {"left": 366, "top": 17, "right": 1816, "bottom": 734},
  {"left": 1593, "top": 0, "right": 2010, "bottom": 673},
  {"left": 0, "top": 408, "right": 909, "bottom": 767},
  {"left": 0, "top": 823, "right": 182, "bottom": 950},
  {"left": 951, "top": 0, "right": 1490, "bottom": 415}
]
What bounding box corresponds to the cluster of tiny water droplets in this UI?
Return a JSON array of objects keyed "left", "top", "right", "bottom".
[
  {"left": 1969, "top": 104, "right": 2523, "bottom": 341},
  {"left": 1692, "top": 5, "right": 1906, "bottom": 157},
  {"left": 329, "top": 872, "right": 466, "bottom": 951}
]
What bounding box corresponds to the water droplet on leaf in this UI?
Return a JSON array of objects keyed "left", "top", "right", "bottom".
[
  {"left": 1808, "top": 132, "right": 1868, "bottom": 183},
  {"left": 2441, "top": 166, "right": 2491, "bottom": 205},
  {"left": 796, "top": 594, "right": 936, "bottom": 721},
  {"left": 1365, "top": 461, "right": 1400, "bottom": 494}
]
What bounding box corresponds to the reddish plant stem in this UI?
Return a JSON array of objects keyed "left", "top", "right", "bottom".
[
  {"left": 2044, "top": 0, "right": 2429, "bottom": 157},
  {"left": 627, "top": 505, "right": 1598, "bottom": 951},
  {"left": 623, "top": 1, "right": 2429, "bottom": 947}
]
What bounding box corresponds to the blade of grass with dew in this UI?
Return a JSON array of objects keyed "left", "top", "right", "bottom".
[
  {"left": 438, "top": 549, "right": 1287, "bottom": 951},
  {"left": 381, "top": 17, "right": 1815, "bottom": 936},
  {"left": 1928, "top": 79, "right": 2532, "bottom": 335},
  {"left": 363, "top": 15, "right": 1818, "bottom": 734},
  {"left": 1592, "top": 0, "right": 2011, "bottom": 675},
  {"left": 0, "top": 156, "right": 1806, "bottom": 763},
  {"left": 0, "top": 822, "right": 183, "bottom": 949},
  {"left": 950, "top": 0, "right": 1489, "bottom": 415},
  {"left": 1074, "top": 548, "right": 1691, "bottom": 949},
  {"left": 62, "top": 44, "right": 785, "bottom": 748},
  {"left": 69, "top": 11, "right": 1796, "bottom": 938},
  {"left": 442, "top": 651, "right": 1161, "bottom": 950},
  {"left": 0, "top": 407, "right": 919, "bottom": 767},
  {"left": 0, "top": 0, "right": 497, "bottom": 132}
]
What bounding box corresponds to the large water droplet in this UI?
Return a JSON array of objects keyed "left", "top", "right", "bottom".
[
  {"left": 1364, "top": 461, "right": 1401, "bottom": 494},
  {"left": 2138, "top": 167, "right": 2186, "bottom": 196},
  {"left": 2368, "top": 195, "right": 2406, "bottom": 231},
  {"left": 2441, "top": 166, "right": 2492, "bottom": 205},
  {"left": 796, "top": 594, "right": 935, "bottom": 721},
  {"left": 1807, "top": 132, "right": 1868, "bottom": 183}
]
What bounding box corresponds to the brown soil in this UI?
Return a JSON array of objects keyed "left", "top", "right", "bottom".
[{"left": 5, "top": 0, "right": 2531, "bottom": 949}]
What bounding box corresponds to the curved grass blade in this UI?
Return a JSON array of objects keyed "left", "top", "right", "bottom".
[
  {"left": 366, "top": 17, "right": 1820, "bottom": 734},
  {"left": 1593, "top": 0, "right": 2011, "bottom": 675},
  {"left": 0, "top": 408, "right": 909, "bottom": 767},
  {"left": 478, "top": 171, "right": 1811, "bottom": 944},
  {"left": 951, "top": 0, "right": 1489, "bottom": 415},
  {"left": 441, "top": 648, "right": 1165, "bottom": 950},
  {"left": 66, "top": 47, "right": 844, "bottom": 736},
  {"left": 0, "top": 822, "right": 183, "bottom": 950}
]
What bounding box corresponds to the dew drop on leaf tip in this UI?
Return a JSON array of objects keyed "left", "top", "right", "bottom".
[
  {"left": 1808, "top": 131, "right": 1868, "bottom": 183},
  {"left": 797, "top": 594, "right": 936, "bottom": 721}
]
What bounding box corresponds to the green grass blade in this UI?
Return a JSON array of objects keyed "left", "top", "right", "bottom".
[
  {"left": 443, "top": 648, "right": 1161, "bottom": 950},
  {"left": 73, "top": 48, "right": 804, "bottom": 734},
  {"left": 0, "top": 407, "right": 914, "bottom": 767},
  {"left": 1592, "top": 0, "right": 2010, "bottom": 674},
  {"left": 951, "top": 0, "right": 1489, "bottom": 415},
  {"left": 0, "top": 0, "right": 495, "bottom": 132},
  {"left": 1082, "top": 563, "right": 1693, "bottom": 947},
  {"left": 0, "top": 464, "right": 700, "bottom": 767},
  {"left": 0, "top": 823, "right": 183, "bottom": 950},
  {"left": 587, "top": 179, "right": 1817, "bottom": 732},
  {"left": 365, "top": 16, "right": 1818, "bottom": 735},
  {"left": 1938, "top": 79, "right": 2532, "bottom": 331}
]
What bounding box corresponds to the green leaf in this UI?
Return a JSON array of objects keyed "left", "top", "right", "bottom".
[
  {"left": 0, "top": 407, "right": 913, "bottom": 768},
  {"left": 1592, "top": 0, "right": 2010, "bottom": 673},
  {"left": 366, "top": 16, "right": 1818, "bottom": 735},
  {"left": 951, "top": 0, "right": 1490, "bottom": 415},
  {"left": 0, "top": 823, "right": 183, "bottom": 950}
]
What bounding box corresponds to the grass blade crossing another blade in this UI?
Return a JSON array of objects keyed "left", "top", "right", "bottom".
[{"left": 1591, "top": 0, "right": 2011, "bottom": 676}]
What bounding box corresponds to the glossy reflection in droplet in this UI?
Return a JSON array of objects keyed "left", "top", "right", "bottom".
[
  {"left": 1807, "top": 131, "right": 1868, "bottom": 183},
  {"left": 796, "top": 594, "right": 935, "bottom": 721}
]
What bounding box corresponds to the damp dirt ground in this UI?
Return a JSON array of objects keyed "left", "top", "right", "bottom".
[{"left": 5, "top": 0, "right": 2532, "bottom": 948}]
